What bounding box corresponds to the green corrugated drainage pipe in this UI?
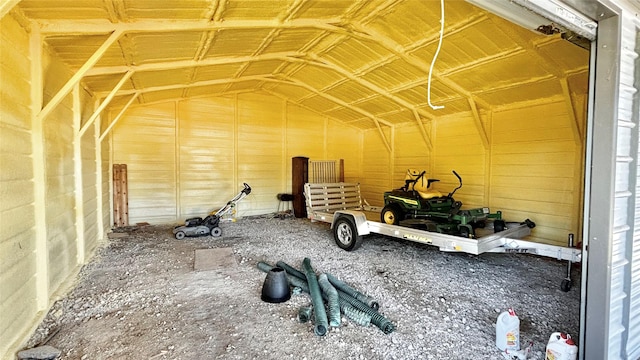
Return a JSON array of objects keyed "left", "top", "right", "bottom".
[
  {"left": 318, "top": 273, "right": 340, "bottom": 327},
  {"left": 257, "top": 262, "right": 371, "bottom": 328},
  {"left": 302, "top": 258, "right": 329, "bottom": 336},
  {"left": 326, "top": 273, "right": 379, "bottom": 310},
  {"left": 273, "top": 260, "right": 395, "bottom": 334}
]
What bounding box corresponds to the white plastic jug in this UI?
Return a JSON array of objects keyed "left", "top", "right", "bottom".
[
  {"left": 496, "top": 308, "right": 520, "bottom": 351},
  {"left": 545, "top": 332, "right": 578, "bottom": 360}
]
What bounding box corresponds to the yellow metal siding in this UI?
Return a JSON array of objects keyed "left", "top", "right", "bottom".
[
  {"left": 112, "top": 93, "right": 364, "bottom": 222},
  {"left": 112, "top": 102, "right": 177, "bottom": 224},
  {"left": 326, "top": 118, "right": 362, "bottom": 183},
  {"left": 81, "top": 123, "right": 98, "bottom": 255},
  {"left": 0, "top": 13, "right": 38, "bottom": 358},
  {"left": 177, "top": 96, "right": 236, "bottom": 218},
  {"left": 360, "top": 129, "right": 391, "bottom": 206},
  {"left": 491, "top": 101, "right": 582, "bottom": 246},
  {"left": 43, "top": 51, "right": 78, "bottom": 293},
  {"left": 393, "top": 124, "right": 432, "bottom": 189},
  {"left": 433, "top": 114, "right": 487, "bottom": 208},
  {"left": 237, "top": 93, "right": 284, "bottom": 215}
]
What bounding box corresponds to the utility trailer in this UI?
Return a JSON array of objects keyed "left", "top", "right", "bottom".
[{"left": 304, "top": 182, "right": 582, "bottom": 291}]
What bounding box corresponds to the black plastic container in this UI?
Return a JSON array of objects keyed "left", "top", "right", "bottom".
[{"left": 261, "top": 267, "right": 291, "bottom": 303}]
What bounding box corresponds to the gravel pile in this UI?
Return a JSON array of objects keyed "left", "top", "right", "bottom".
[{"left": 24, "top": 214, "right": 581, "bottom": 359}]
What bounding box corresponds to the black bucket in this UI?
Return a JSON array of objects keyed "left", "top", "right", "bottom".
[{"left": 261, "top": 267, "right": 291, "bottom": 303}]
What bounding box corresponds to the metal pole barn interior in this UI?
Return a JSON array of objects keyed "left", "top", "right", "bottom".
[{"left": 0, "top": 0, "right": 640, "bottom": 360}]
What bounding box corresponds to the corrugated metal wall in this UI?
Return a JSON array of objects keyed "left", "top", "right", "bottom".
[
  {"left": 613, "top": 11, "right": 639, "bottom": 359},
  {"left": 0, "top": 13, "right": 108, "bottom": 357},
  {"left": 0, "top": 13, "right": 38, "bottom": 358},
  {"left": 111, "top": 93, "right": 363, "bottom": 224}
]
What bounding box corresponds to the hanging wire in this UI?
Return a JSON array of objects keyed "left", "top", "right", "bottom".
[{"left": 427, "top": 0, "right": 445, "bottom": 110}]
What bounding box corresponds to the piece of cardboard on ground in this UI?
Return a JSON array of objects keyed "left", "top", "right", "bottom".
[{"left": 194, "top": 247, "right": 236, "bottom": 271}]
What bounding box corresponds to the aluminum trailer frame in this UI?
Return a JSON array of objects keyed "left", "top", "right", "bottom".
[{"left": 304, "top": 182, "right": 582, "bottom": 289}]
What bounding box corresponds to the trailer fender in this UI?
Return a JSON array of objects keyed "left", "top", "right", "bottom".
[{"left": 331, "top": 210, "right": 370, "bottom": 236}]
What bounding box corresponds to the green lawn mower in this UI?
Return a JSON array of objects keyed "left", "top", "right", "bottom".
[{"left": 381, "top": 170, "right": 518, "bottom": 238}]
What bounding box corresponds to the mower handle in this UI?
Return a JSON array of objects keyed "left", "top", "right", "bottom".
[
  {"left": 448, "top": 170, "right": 463, "bottom": 198},
  {"left": 242, "top": 183, "right": 252, "bottom": 195}
]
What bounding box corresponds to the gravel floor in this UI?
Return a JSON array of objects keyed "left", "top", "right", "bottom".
[{"left": 24, "top": 214, "right": 581, "bottom": 360}]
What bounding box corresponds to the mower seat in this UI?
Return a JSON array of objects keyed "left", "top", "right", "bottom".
[{"left": 404, "top": 169, "right": 443, "bottom": 199}]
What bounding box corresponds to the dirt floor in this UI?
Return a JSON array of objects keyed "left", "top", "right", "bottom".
[{"left": 23, "top": 214, "right": 581, "bottom": 360}]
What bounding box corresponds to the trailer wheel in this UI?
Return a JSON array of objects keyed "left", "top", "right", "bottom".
[
  {"left": 333, "top": 216, "right": 362, "bottom": 251},
  {"left": 560, "top": 278, "right": 572, "bottom": 292},
  {"left": 494, "top": 220, "right": 506, "bottom": 233},
  {"left": 211, "top": 227, "right": 222, "bottom": 237},
  {"left": 175, "top": 231, "right": 186, "bottom": 240},
  {"left": 381, "top": 204, "right": 402, "bottom": 225}
]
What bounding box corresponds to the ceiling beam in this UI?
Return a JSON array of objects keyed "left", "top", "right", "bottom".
[
  {"left": 86, "top": 51, "right": 304, "bottom": 76},
  {"left": 559, "top": 78, "right": 582, "bottom": 146},
  {"left": 80, "top": 70, "right": 133, "bottom": 137},
  {"left": 100, "top": 92, "right": 139, "bottom": 141},
  {"left": 468, "top": 98, "right": 489, "bottom": 149},
  {"left": 37, "top": 18, "right": 344, "bottom": 35},
  {"left": 37, "top": 29, "right": 123, "bottom": 122},
  {"left": 0, "top": 0, "right": 21, "bottom": 19}
]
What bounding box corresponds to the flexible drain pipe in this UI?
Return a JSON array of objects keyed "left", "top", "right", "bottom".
[
  {"left": 318, "top": 274, "right": 341, "bottom": 327},
  {"left": 258, "top": 262, "right": 372, "bottom": 329},
  {"left": 302, "top": 258, "right": 329, "bottom": 336},
  {"left": 272, "top": 261, "right": 395, "bottom": 334},
  {"left": 326, "top": 273, "right": 379, "bottom": 310}
]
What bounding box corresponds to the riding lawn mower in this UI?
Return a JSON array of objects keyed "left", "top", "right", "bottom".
[{"left": 381, "top": 170, "right": 534, "bottom": 238}]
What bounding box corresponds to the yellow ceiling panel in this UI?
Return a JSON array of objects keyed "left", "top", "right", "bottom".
[
  {"left": 15, "top": 0, "right": 591, "bottom": 131},
  {"left": 448, "top": 51, "right": 555, "bottom": 93},
  {"left": 263, "top": 29, "right": 325, "bottom": 53},
  {"left": 324, "top": 80, "right": 377, "bottom": 103},
  {"left": 535, "top": 37, "right": 590, "bottom": 73},
  {"left": 379, "top": 109, "right": 417, "bottom": 125},
  {"left": 134, "top": 68, "right": 194, "bottom": 89},
  {"left": 288, "top": 64, "right": 344, "bottom": 90},
  {"left": 411, "top": 20, "right": 522, "bottom": 73},
  {"left": 325, "top": 107, "right": 370, "bottom": 123},
  {"left": 360, "top": 58, "right": 425, "bottom": 90},
  {"left": 46, "top": 35, "right": 125, "bottom": 69},
  {"left": 299, "top": 94, "right": 342, "bottom": 112},
  {"left": 241, "top": 59, "right": 285, "bottom": 76},
  {"left": 141, "top": 88, "right": 186, "bottom": 103},
  {"left": 476, "top": 78, "right": 563, "bottom": 107},
  {"left": 83, "top": 74, "right": 135, "bottom": 93},
  {"left": 206, "top": 28, "right": 276, "bottom": 57},
  {"left": 19, "top": 0, "right": 108, "bottom": 19},
  {"left": 266, "top": 84, "right": 315, "bottom": 102},
  {"left": 221, "top": 0, "right": 290, "bottom": 20},
  {"left": 132, "top": 32, "right": 203, "bottom": 64},
  {"left": 354, "top": 95, "right": 403, "bottom": 115},
  {"left": 193, "top": 63, "right": 245, "bottom": 82},
  {"left": 186, "top": 84, "right": 237, "bottom": 97},
  {"left": 226, "top": 80, "right": 264, "bottom": 92},
  {"left": 295, "top": 0, "right": 382, "bottom": 19},
  {"left": 363, "top": 0, "right": 480, "bottom": 48},
  {"left": 320, "top": 38, "right": 391, "bottom": 73},
  {"left": 122, "top": 0, "right": 212, "bottom": 19}
]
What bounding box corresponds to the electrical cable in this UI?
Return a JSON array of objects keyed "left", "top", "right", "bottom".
[{"left": 427, "top": 0, "right": 445, "bottom": 110}]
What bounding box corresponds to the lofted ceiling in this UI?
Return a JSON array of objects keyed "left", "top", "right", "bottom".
[{"left": 14, "top": 0, "right": 590, "bottom": 130}]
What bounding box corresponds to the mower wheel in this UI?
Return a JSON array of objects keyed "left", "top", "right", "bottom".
[
  {"left": 211, "top": 227, "right": 222, "bottom": 237},
  {"left": 333, "top": 216, "right": 362, "bottom": 251},
  {"left": 175, "top": 231, "right": 186, "bottom": 240},
  {"left": 494, "top": 220, "right": 506, "bottom": 233},
  {"left": 381, "top": 204, "right": 403, "bottom": 225},
  {"left": 458, "top": 225, "right": 474, "bottom": 238},
  {"left": 560, "top": 278, "right": 573, "bottom": 292}
]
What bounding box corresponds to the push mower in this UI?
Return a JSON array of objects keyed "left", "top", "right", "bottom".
[
  {"left": 173, "top": 183, "right": 251, "bottom": 239},
  {"left": 381, "top": 170, "right": 533, "bottom": 238}
]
